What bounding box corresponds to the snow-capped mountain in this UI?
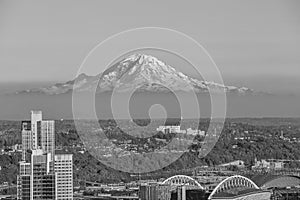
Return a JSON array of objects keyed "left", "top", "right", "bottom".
[
  {"left": 16, "top": 73, "right": 101, "bottom": 95},
  {"left": 16, "top": 54, "right": 255, "bottom": 95}
]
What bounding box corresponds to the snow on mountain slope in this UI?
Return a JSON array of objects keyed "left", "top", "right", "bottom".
[{"left": 16, "top": 54, "right": 255, "bottom": 95}]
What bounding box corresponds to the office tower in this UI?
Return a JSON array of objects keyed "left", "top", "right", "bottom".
[
  {"left": 21, "top": 121, "right": 32, "bottom": 150},
  {"left": 19, "top": 162, "right": 31, "bottom": 176},
  {"left": 40, "top": 120, "right": 55, "bottom": 155},
  {"left": 17, "top": 175, "right": 31, "bottom": 200},
  {"left": 18, "top": 150, "right": 56, "bottom": 200},
  {"left": 30, "top": 150, "right": 56, "bottom": 200},
  {"left": 31, "top": 111, "right": 42, "bottom": 150},
  {"left": 30, "top": 110, "right": 55, "bottom": 154},
  {"left": 21, "top": 121, "right": 32, "bottom": 161},
  {"left": 21, "top": 112, "right": 55, "bottom": 159},
  {"left": 18, "top": 111, "right": 73, "bottom": 200},
  {"left": 55, "top": 152, "right": 73, "bottom": 200},
  {"left": 18, "top": 111, "right": 56, "bottom": 200}
]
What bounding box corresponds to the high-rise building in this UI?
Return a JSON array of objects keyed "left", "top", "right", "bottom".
[
  {"left": 31, "top": 111, "right": 42, "bottom": 150},
  {"left": 40, "top": 120, "right": 55, "bottom": 155},
  {"left": 21, "top": 121, "right": 32, "bottom": 150},
  {"left": 55, "top": 152, "right": 73, "bottom": 200},
  {"left": 139, "top": 184, "right": 171, "bottom": 200},
  {"left": 18, "top": 150, "right": 56, "bottom": 200},
  {"left": 18, "top": 111, "right": 73, "bottom": 200},
  {"left": 21, "top": 112, "right": 55, "bottom": 160},
  {"left": 21, "top": 121, "right": 32, "bottom": 161},
  {"left": 30, "top": 150, "right": 56, "bottom": 200},
  {"left": 19, "top": 162, "right": 31, "bottom": 176},
  {"left": 17, "top": 175, "right": 31, "bottom": 200}
]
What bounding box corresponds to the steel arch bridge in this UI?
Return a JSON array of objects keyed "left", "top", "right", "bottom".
[
  {"left": 208, "top": 175, "right": 259, "bottom": 200},
  {"left": 162, "top": 175, "right": 204, "bottom": 189}
]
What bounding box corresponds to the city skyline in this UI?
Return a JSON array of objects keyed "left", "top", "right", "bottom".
[{"left": 2, "top": 1, "right": 300, "bottom": 200}]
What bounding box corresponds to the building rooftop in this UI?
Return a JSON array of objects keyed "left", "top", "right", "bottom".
[
  {"left": 55, "top": 149, "right": 72, "bottom": 155},
  {"left": 211, "top": 189, "right": 271, "bottom": 199},
  {"left": 251, "top": 174, "right": 300, "bottom": 189},
  {"left": 213, "top": 188, "right": 261, "bottom": 198}
]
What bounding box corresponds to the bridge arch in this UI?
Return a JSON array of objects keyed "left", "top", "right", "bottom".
[
  {"left": 208, "top": 175, "right": 259, "bottom": 199},
  {"left": 162, "top": 175, "right": 204, "bottom": 189}
]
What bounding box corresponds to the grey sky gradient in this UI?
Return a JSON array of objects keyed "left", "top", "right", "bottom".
[{"left": 0, "top": 0, "right": 300, "bottom": 94}]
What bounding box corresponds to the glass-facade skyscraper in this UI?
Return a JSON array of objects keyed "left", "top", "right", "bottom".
[{"left": 17, "top": 111, "right": 73, "bottom": 200}]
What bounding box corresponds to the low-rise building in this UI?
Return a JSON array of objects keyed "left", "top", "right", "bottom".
[
  {"left": 157, "top": 125, "right": 181, "bottom": 134},
  {"left": 252, "top": 159, "right": 284, "bottom": 170},
  {"left": 219, "top": 160, "right": 245, "bottom": 169}
]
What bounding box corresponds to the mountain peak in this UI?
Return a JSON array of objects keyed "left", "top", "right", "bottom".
[
  {"left": 122, "top": 54, "right": 166, "bottom": 68},
  {"left": 122, "top": 54, "right": 177, "bottom": 77},
  {"left": 16, "top": 54, "right": 257, "bottom": 96}
]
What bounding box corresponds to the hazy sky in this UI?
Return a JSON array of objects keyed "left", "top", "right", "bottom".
[{"left": 0, "top": 0, "right": 300, "bottom": 94}]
